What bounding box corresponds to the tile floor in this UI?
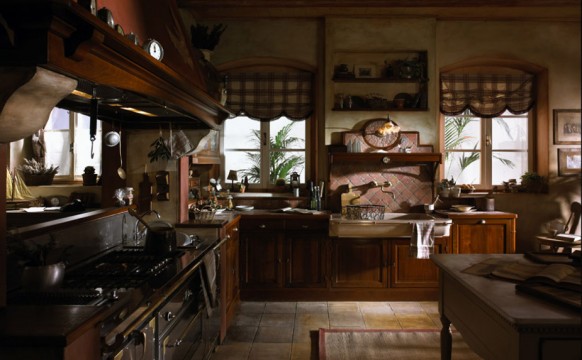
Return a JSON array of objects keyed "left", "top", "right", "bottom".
[{"left": 209, "top": 301, "right": 441, "bottom": 360}]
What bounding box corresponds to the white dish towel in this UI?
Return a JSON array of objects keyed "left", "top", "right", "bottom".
[{"left": 410, "top": 221, "right": 435, "bottom": 259}]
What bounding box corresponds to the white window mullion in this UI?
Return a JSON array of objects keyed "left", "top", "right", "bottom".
[
  {"left": 483, "top": 118, "right": 492, "bottom": 188},
  {"left": 260, "top": 122, "right": 270, "bottom": 186}
]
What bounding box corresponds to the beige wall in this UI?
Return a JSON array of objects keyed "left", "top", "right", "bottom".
[{"left": 186, "top": 15, "right": 581, "bottom": 251}]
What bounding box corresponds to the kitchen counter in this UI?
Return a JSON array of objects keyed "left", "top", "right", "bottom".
[{"left": 0, "top": 235, "right": 220, "bottom": 351}]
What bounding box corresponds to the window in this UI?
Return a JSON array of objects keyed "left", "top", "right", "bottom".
[
  {"left": 44, "top": 107, "right": 102, "bottom": 181},
  {"left": 444, "top": 110, "right": 531, "bottom": 187},
  {"left": 224, "top": 116, "right": 306, "bottom": 187}
]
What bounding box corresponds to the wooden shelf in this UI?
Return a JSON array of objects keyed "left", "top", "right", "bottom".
[
  {"left": 329, "top": 152, "right": 441, "bottom": 165},
  {"left": 332, "top": 107, "right": 428, "bottom": 112}
]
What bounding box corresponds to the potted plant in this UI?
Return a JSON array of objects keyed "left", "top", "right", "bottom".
[
  {"left": 9, "top": 235, "right": 71, "bottom": 290},
  {"left": 82, "top": 166, "right": 97, "bottom": 186},
  {"left": 17, "top": 158, "right": 59, "bottom": 186},
  {"left": 520, "top": 171, "right": 546, "bottom": 193},
  {"left": 190, "top": 23, "right": 227, "bottom": 61}
]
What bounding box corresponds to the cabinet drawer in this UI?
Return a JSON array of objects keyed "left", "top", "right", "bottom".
[
  {"left": 285, "top": 219, "right": 327, "bottom": 231},
  {"left": 240, "top": 218, "right": 284, "bottom": 231}
]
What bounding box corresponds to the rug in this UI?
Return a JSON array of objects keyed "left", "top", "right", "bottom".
[{"left": 319, "top": 328, "right": 482, "bottom": 360}]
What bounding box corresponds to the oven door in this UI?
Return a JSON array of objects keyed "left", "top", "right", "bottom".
[{"left": 109, "top": 318, "right": 155, "bottom": 360}]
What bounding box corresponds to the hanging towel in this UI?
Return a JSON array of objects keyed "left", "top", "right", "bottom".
[
  {"left": 200, "top": 250, "right": 218, "bottom": 317},
  {"left": 410, "top": 221, "right": 435, "bottom": 259}
]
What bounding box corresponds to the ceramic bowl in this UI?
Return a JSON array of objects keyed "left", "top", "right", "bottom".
[{"left": 452, "top": 205, "right": 473, "bottom": 212}]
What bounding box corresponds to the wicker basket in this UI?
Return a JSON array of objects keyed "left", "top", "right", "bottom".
[
  {"left": 344, "top": 205, "right": 385, "bottom": 220},
  {"left": 189, "top": 208, "right": 216, "bottom": 221}
]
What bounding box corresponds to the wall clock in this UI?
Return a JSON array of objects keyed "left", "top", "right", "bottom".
[
  {"left": 362, "top": 118, "right": 401, "bottom": 150},
  {"left": 143, "top": 39, "right": 164, "bottom": 61}
]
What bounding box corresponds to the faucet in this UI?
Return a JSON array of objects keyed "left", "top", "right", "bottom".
[
  {"left": 133, "top": 209, "right": 160, "bottom": 246},
  {"left": 380, "top": 181, "right": 396, "bottom": 200}
]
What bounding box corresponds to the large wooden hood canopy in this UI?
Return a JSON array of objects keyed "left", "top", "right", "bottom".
[{"left": 0, "top": 0, "right": 230, "bottom": 143}]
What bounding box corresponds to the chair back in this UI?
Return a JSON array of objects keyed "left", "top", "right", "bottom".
[{"left": 566, "top": 201, "right": 581, "bottom": 234}]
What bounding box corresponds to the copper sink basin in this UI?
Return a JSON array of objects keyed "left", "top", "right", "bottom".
[{"left": 329, "top": 213, "right": 452, "bottom": 238}]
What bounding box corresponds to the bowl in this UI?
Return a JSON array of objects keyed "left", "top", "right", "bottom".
[{"left": 452, "top": 205, "right": 473, "bottom": 212}]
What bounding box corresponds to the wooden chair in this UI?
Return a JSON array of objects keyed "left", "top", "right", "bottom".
[{"left": 537, "top": 201, "right": 581, "bottom": 253}]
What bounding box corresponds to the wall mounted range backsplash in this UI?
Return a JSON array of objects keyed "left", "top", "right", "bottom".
[{"left": 328, "top": 131, "right": 436, "bottom": 213}]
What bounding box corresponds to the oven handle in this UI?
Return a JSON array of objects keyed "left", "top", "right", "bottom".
[
  {"left": 212, "top": 236, "right": 229, "bottom": 252},
  {"left": 132, "top": 330, "right": 147, "bottom": 360}
]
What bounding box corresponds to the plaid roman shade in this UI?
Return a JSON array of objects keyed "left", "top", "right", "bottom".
[
  {"left": 440, "top": 73, "right": 535, "bottom": 118},
  {"left": 224, "top": 72, "right": 313, "bottom": 121}
]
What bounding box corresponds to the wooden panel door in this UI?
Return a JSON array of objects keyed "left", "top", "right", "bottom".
[
  {"left": 285, "top": 231, "right": 326, "bottom": 288},
  {"left": 390, "top": 237, "right": 449, "bottom": 288},
  {"left": 331, "top": 238, "right": 388, "bottom": 288},
  {"left": 240, "top": 219, "right": 285, "bottom": 288}
]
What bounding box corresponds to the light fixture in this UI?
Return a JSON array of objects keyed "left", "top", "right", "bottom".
[{"left": 227, "top": 170, "right": 238, "bottom": 190}]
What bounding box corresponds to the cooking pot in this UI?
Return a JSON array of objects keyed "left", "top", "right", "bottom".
[{"left": 144, "top": 220, "right": 176, "bottom": 254}]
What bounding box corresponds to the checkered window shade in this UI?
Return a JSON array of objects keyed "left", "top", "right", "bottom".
[
  {"left": 440, "top": 73, "right": 535, "bottom": 118},
  {"left": 224, "top": 72, "right": 313, "bottom": 121}
]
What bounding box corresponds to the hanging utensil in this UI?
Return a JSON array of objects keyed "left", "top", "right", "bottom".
[
  {"left": 89, "top": 87, "right": 98, "bottom": 158},
  {"left": 117, "top": 128, "right": 126, "bottom": 179}
]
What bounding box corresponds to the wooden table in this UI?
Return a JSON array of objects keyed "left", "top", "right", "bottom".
[{"left": 431, "top": 254, "right": 581, "bottom": 360}]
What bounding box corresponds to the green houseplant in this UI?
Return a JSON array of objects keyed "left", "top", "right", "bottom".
[
  {"left": 520, "top": 171, "right": 546, "bottom": 193},
  {"left": 17, "top": 158, "right": 59, "bottom": 186}
]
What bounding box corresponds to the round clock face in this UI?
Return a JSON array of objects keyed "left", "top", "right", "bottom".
[
  {"left": 144, "top": 39, "right": 164, "bottom": 61},
  {"left": 362, "top": 119, "right": 401, "bottom": 150}
]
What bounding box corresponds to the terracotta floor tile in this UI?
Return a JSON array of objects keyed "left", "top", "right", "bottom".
[
  {"left": 233, "top": 312, "right": 262, "bottom": 327},
  {"left": 295, "top": 313, "right": 330, "bottom": 328},
  {"left": 420, "top": 301, "right": 439, "bottom": 315},
  {"left": 389, "top": 301, "right": 425, "bottom": 313},
  {"left": 211, "top": 342, "right": 253, "bottom": 360},
  {"left": 291, "top": 342, "right": 316, "bottom": 360},
  {"left": 327, "top": 301, "right": 359, "bottom": 312},
  {"left": 363, "top": 312, "right": 402, "bottom": 329},
  {"left": 254, "top": 325, "right": 294, "bottom": 343},
  {"left": 260, "top": 312, "right": 296, "bottom": 327},
  {"left": 264, "top": 301, "right": 297, "bottom": 313},
  {"left": 329, "top": 311, "right": 365, "bottom": 327},
  {"left": 358, "top": 301, "right": 394, "bottom": 314},
  {"left": 239, "top": 301, "right": 266, "bottom": 314},
  {"left": 248, "top": 343, "right": 292, "bottom": 360},
  {"left": 223, "top": 325, "right": 258, "bottom": 344},
  {"left": 396, "top": 313, "right": 440, "bottom": 329},
  {"left": 292, "top": 325, "right": 317, "bottom": 343},
  {"left": 297, "top": 301, "right": 328, "bottom": 313}
]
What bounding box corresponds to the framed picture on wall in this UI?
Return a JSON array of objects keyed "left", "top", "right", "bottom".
[
  {"left": 354, "top": 64, "right": 377, "bottom": 79},
  {"left": 553, "top": 109, "right": 581, "bottom": 145},
  {"left": 558, "top": 148, "right": 581, "bottom": 176}
]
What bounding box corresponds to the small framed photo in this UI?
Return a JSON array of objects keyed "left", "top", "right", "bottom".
[
  {"left": 558, "top": 148, "right": 581, "bottom": 176},
  {"left": 553, "top": 109, "right": 581, "bottom": 145},
  {"left": 355, "top": 64, "right": 377, "bottom": 79}
]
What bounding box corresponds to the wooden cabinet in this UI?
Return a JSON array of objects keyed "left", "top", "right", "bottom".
[
  {"left": 390, "top": 237, "right": 450, "bottom": 288},
  {"left": 448, "top": 212, "right": 517, "bottom": 254},
  {"left": 240, "top": 217, "right": 327, "bottom": 290},
  {"left": 331, "top": 50, "right": 428, "bottom": 112},
  {"left": 220, "top": 216, "right": 240, "bottom": 343},
  {"left": 331, "top": 238, "right": 389, "bottom": 288}
]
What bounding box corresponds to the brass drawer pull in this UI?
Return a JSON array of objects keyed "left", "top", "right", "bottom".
[
  {"left": 258, "top": 224, "right": 267, "bottom": 229},
  {"left": 478, "top": 219, "right": 486, "bottom": 224}
]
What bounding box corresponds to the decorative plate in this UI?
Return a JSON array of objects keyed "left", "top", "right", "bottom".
[{"left": 362, "top": 119, "right": 401, "bottom": 149}]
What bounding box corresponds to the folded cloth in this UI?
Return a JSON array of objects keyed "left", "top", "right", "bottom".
[
  {"left": 410, "top": 221, "right": 435, "bottom": 259},
  {"left": 200, "top": 250, "right": 218, "bottom": 317}
]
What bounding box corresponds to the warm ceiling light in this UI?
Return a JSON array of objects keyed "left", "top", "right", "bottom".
[{"left": 120, "top": 107, "right": 157, "bottom": 117}]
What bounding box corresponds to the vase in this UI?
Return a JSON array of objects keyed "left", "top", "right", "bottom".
[
  {"left": 82, "top": 173, "right": 97, "bottom": 186},
  {"left": 21, "top": 262, "right": 65, "bottom": 291}
]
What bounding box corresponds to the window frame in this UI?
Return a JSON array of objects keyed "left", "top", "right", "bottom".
[
  {"left": 217, "top": 57, "right": 318, "bottom": 191},
  {"left": 443, "top": 111, "right": 533, "bottom": 188},
  {"left": 438, "top": 58, "right": 549, "bottom": 189}
]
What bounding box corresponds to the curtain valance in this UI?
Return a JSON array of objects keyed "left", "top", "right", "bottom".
[
  {"left": 440, "top": 73, "right": 535, "bottom": 118},
  {"left": 224, "top": 72, "right": 313, "bottom": 121}
]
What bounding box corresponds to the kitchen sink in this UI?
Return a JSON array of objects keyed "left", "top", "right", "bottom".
[{"left": 329, "top": 213, "right": 452, "bottom": 238}]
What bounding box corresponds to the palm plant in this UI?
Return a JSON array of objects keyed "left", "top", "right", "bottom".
[{"left": 239, "top": 122, "right": 305, "bottom": 184}]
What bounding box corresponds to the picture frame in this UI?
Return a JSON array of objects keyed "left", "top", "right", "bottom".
[
  {"left": 354, "top": 64, "right": 376, "bottom": 79},
  {"left": 553, "top": 109, "right": 581, "bottom": 145},
  {"left": 558, "top": 148, "right": 581, "bottom": 176}
]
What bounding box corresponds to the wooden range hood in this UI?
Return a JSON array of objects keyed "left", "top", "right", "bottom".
[{"left": 0, "top": 0, "right": 230, "bottom": 142}]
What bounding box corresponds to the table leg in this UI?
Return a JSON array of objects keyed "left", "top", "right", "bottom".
[{"left": 440, "top": 314, "right": 452, "bottom": 360}]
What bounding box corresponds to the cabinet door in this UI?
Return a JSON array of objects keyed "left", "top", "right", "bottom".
[
  {"left": 285, "top": 231, "right": 326, "bottom": 288},
  {"left": 390, "top": 237, "right": 449, "bottom": 288},
  {"left": 224, "top": 220, "right": 240, "bottom": 309},
  {"left": 452, "top": 218, "right": 515, "bottom": 254},
  {"left": 240, "top": 219, "right": 284, "bottom": 288},
  {"left": 331, "top": 238, "right": 388, "bottom": 288}
]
